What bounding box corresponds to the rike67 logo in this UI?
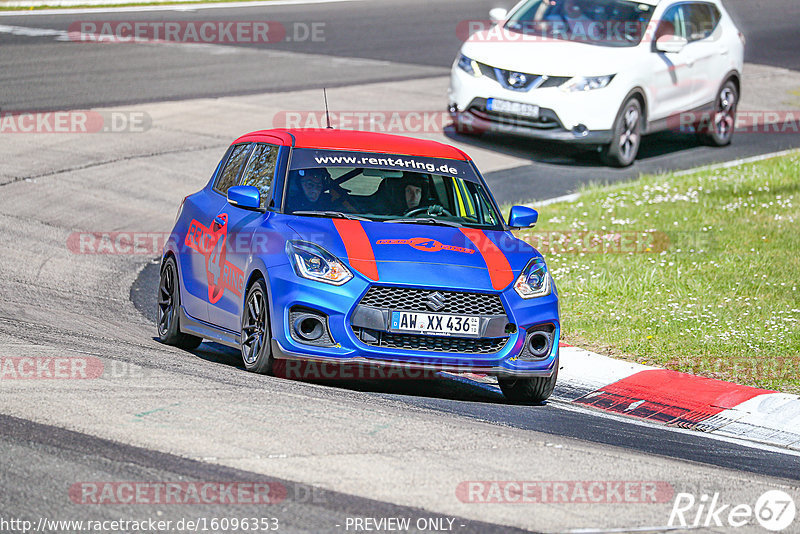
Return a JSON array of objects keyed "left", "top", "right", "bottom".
[
  {"left": 669, "top": 490, "right": 796, "bottom": 531},
  {"left": 185, "top": 214, "right": 244, "bottom": 303}
]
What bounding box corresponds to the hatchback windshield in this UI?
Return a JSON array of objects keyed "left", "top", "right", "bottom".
[
  {"left": 505, "top": 0, "right": 655, "bottom": 47},
  {"left": 284, "top": 150, "right": 503, "bottom": 229}
]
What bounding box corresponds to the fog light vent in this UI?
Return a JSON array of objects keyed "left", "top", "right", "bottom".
[
  {"left": 289, "top": 307, "right": 334, "bottom": 346},
  {"left": 572, "top": 124, "right": 589, "bottom": 137},
  {"left": 516, "top": 324, "right": 556, "bottom": 361}
]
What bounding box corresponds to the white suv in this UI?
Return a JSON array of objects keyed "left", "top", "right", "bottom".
[{"left": 448, "top": 0, "right": 744, "bottom": 166}]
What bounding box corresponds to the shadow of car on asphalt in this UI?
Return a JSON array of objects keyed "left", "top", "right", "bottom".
[{"left": 187, "top": 341, "right": 545, "bottom": 406}]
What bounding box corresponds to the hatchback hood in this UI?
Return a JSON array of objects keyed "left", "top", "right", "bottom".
[
  {"left": 287, "top": 217, "right": 538, "bottom": 291},
  {"left": 462, "top": 31, "right": 638, "bottom": 77}
]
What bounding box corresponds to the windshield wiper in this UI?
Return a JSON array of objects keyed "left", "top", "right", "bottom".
[
  {"left": 292, "top": 211, "right": 371, "bottom": 222},
  {"left": 386, "top": 217, "right": 461, "bottom": 227}
]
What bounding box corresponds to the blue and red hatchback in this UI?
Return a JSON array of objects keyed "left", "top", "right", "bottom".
[{"left": 158, "top": 129, "right": 560, "bottom": 402}]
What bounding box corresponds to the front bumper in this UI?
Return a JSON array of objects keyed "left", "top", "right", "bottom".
[
  {"left": 448, "top": 64, "right": 623, "bottom": 144},
  {"left": 451, "top": 99, "right": 613, "bottom": 145},
  {"left": 271, "top": 339, "right": 559, "bottom": 377},
  {"left": 266, "top": 263, "right": 560, "bottom": 378}
]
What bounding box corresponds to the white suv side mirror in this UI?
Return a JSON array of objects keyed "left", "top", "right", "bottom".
[
  {"left": 655, "top": 34, "right": 688, "bottom": 53},
  {"left": 489, "top": 7, "right": 508, "bottom": 23}
]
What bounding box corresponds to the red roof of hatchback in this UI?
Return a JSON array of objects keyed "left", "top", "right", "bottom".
[{"left": 232, "top": 128, "right": 470, "bottom": 161}]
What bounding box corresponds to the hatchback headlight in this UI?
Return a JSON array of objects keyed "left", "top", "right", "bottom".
[
  {"left": 514, "top": 258, "right": 552, "bottom": 299},
  {"left": 286, "top": 241, "right": 352, "bottom": 286},
  {"left": 562, "top": 74, "right": 615, "bottom": 92},
  {"left": 457, "top": 54, "right": 482, "bottom": 77}
]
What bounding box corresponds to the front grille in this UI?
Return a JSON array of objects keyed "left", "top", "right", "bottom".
[
  {"left": 474, "top": 60, "right": 570, "bottom": 91},
  {"left": 353, "top": 328, "right": 508, "bottom": 355},
  {"left": 477, "top": 62, "right": 496, "bottom": 78},
  {"left": 359, "top": 286, "right": 505, "bottom": 315}
]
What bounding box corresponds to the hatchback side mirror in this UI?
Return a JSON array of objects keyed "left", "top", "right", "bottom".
[
  {"left": 655, "top": 34, "right": 688, "bottom": 54},
  {"left": 489, "top": 7, "right": 508, "bottom": 23},
  {"left": 227, "top": 185, "right": 262, "bottom": 211},
  {"left": 508, "top": 206, "right": 538, "bottom": 228}
]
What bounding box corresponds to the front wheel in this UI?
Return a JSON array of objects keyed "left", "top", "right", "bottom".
[
  {"left": 240, "top": 278, "right": 277, "bottom": 375},
  {"left": 600, "top": 98, "right": 642, "bottom": 167},
  {"left": 156, "top": 256, "right": 203, "bottom": 350},
  {"left": 498, "top": 364, "right": 558, "bottom": 404},
  {"left": 698, "top": 80, "right": 738, "bottom": 146}
]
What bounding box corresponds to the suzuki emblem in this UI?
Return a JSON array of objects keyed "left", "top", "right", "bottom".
[{"left": 426, "top": 291, "right": 447, "bottom": 312}]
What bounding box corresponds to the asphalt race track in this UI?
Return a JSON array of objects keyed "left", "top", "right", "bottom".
[{"left": 1, "top": 0, "right": 800, "bottom": 532}]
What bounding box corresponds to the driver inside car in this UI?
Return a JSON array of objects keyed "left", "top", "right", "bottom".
[
  {"left": 288, "top": 168, "right": 335, "bottom": 212},
  {"left": 396, "top": 173, "right": 431, "bottom": 214},
  {"left": 288, "top": 168, "right": 360, "bottom": 213}
]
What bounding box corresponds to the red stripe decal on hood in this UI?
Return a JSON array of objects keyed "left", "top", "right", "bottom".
[
  {"left": 332, "top": 219, "right": 379, "bottom": 281},
  {"left": 459, "top": 228, "right": 513, "bottom": 290}
]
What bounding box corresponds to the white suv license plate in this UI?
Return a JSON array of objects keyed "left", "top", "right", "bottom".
[
  {"left": 390, "top": 311, "right": 480, "bottom": 337},
  {"left": 487, "top": 98, "right": 540, "bottom": 119}
]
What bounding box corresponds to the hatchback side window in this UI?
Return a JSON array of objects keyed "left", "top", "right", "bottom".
[
  {"left": 685, "top": 3, "right": 719, "bottom": 41},
  {"left": 656, "top": 4, "right": 688, "bottom": 41},
  {"left": 240, "top": 143, "right": 280, "bottom": 209},
  {"left": 214, "top": 143, "right": 252, "bottom": 195}
]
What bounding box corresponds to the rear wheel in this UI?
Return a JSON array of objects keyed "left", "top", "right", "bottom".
[
  {"left": 698, "top": 80, "right": 737, "bottom": 146},
  {"left": 600, "top": 98, "right": 642, "bottom": 167},
  {"left": 156, "top": 256, "right": 203, "bottom": 350},
  {"left": 240, "top": 278, "right": 277, "bottom": 375},
  {"left": 498, "top": 363, "right": 558, "bottom": 404}
]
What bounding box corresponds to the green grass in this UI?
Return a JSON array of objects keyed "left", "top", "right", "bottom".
[{"left": 514, "top": 152, "right": 800, "bottom": 394}]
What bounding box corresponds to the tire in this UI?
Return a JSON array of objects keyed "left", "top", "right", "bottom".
[
  {"left": 240, "top": 278, "right": 277, "bottom": 375},
  {"left": 156, "top": 256, "right": 203, "bottom": 350},
  {"left": 600, "top": 97, "right": 642, "bottom": 167},
  {"left": 498, "top": 361, "right": 559, "bottom": 404},
  {"left": 697, "top": 80, "right": 737, "bottom": 147}
]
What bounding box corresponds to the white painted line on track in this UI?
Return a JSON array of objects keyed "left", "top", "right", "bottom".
[
  {"left": 448, "top": 365, "right": 800, "bottom": 458},
  {"left": 672, "top": 148, "right": 800, "bottom": 177},
  {"left": 523, "top": 148, "right": 800, "bottom": 206},
  {"left": 0, "top": 22, "right": 244, "bottom": 53},
  {"left": 558, "top": 345, "right": 653, "bottom": 393},
  {"left": 0, "top": 23, "right": 68, "bottom": 37},
  {"left": 0, "top": 0, "right": 360, "bottom": 16},
  {"left": 709, "top": 393, "right": 800, "bottom": 449},
  {"left": 569, "top": 526, "right": 693, "bottom": 533},
  {"left": 549, "top": 398, "right": 800, "bottom": 459}
]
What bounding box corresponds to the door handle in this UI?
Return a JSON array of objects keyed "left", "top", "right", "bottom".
[{"left": 213, "top": 214, "right": 227, "bottom": 227}]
